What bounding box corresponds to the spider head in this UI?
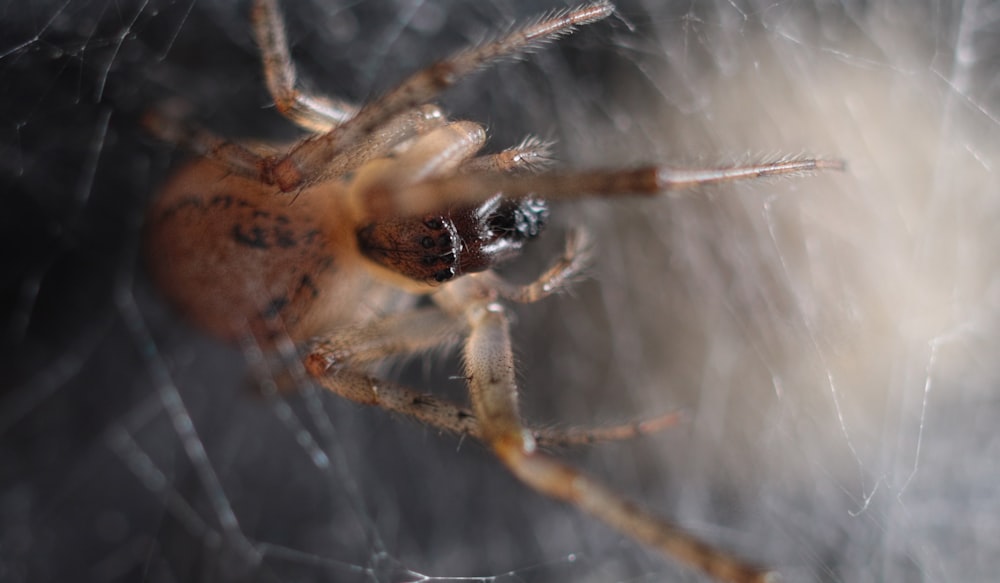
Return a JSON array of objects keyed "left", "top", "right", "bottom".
[{"left": 357, "top": 194, "right": 548, "bottom": 285}]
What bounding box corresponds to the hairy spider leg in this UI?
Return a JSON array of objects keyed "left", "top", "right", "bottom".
[
  {"left": 143, "top": 105, "right": 448, "bottom": 184},
  {"left": 301, "top": 300, "right": 681, "bottom": 449},
  {"left": 252, "top": 0, "right": 358, "bottom": 131},
  {"left": 371, "top": 158, "right": 847, "bottom": 219},
  {"left": 309, "top": 307, "right": 465, "bottom": 370},
  {"left": 304, "top": 359, "right": 681, "bottom": 449},
  {"left": 460, "top": 136, "right": 555, "bottom": 175},
  {"left": 258, "top": 0, "right": 615, "bottom": 192},
  {"left": 463, "top": 301, "right": 774, "bottom": 583},
  {"left": 346, "top": 121, "right": 487, "bottom": 223},
  {"left": 476, "top": 228, "right": 592, "bottom": 304}
]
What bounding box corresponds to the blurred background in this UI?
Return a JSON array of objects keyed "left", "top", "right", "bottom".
[{"left": 3, "top": 0, "right": 999, "bottom": 581}]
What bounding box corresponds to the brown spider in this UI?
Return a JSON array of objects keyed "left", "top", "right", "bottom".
[{"left": 144, "top": 1, "right": 841, "bottom": 581}]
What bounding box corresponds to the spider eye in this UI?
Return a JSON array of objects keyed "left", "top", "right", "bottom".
[{"left": 357, "top": 214, "right": 460, "bottom": 284}]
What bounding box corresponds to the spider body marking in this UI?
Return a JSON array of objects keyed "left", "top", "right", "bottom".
[{"left": 143, "top": 1, "right": 842, "bottom": 581}]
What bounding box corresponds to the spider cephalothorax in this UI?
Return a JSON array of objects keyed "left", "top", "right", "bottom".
[
  {"left": 357, "top": 195, "right": 549, "bottom": 284},
  {"left": 144, "top": 1, "right": 842, "bottom": 581}
]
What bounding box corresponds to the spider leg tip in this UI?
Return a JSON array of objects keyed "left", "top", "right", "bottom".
[{"left": 817, "top": 158, "right": 847, "bottom": 172}]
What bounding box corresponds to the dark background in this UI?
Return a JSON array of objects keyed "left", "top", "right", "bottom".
[{"left": 3, "top": 1, "right": 1000, "bottom": 582}]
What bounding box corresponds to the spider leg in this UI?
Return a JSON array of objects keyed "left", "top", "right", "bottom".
[
  {"left": 252, "top": 0, "right": 357, "bottom": 132},
  {"left": 298, "top": 305, "right": 477, "bottom": 436},
  {"left": 463, "top": 301, "right": 773, "bottom": 583},
  {"left": 300, "top": 306, "right": 678, "bottom": 447},
  {"left": 303, "top": 360, "right": 681, "bottom": 449},
  {"left": 348, "top": 121, "right": 487, "bottom": 222},
  {"left": 304, "top": 364, "right": 479, "bottom": 436},
  {"left": 317, "top": 105, "right": 447, "bottom": 181},
  {"left": 142, "top": 106, "right": 268, "bottom": 178},
  {"left": 308, "top": 307, "right": 466, "bottom": 370},
  {"left": 533, "top": 410, "right": 683, "bottom": 448},
  {"left": 484, "top": 228, "right": 592, "bottom": 304},
  {"left": 460, "top": 136, "right": 555, "bottom": 175},
  {"left": 263, "top": 2, "right": 614, "bottom": 192},
  {"left": 145, "top": 102, "right": 446, "bottom": 184},
  {"left": 382, "top": 158, "right": 846, "bottom": 217}
]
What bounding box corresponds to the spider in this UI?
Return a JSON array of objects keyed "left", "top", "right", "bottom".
[{"left": 144, "top": 1, "right": 841, "bottom": 581}]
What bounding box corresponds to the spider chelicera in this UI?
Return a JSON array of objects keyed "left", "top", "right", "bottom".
[{"left": 144, "top": 1, "right": 841, "bottom": 581}]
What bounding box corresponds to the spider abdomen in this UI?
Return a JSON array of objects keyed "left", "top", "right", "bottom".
[{"left": 145, "top": 160, "right": 373, "bottom": 345}]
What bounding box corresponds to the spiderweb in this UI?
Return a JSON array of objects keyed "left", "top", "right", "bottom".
[{"left": 3, "top": 1, "right": 999, "bottom": 582}]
